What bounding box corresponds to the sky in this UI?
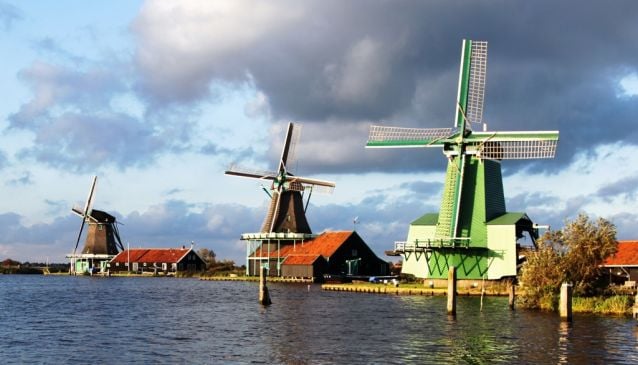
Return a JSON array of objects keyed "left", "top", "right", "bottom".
[{"left": 1, "top": 0, "right": 638, "bottom": 264}]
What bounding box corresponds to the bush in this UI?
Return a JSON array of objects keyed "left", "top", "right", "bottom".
[{"left": 519, "top": 214, "right": 618, "bottom": 308}]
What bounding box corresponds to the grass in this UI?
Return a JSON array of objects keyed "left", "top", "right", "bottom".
[{"left": 572, "top": 295, "right": 634, "bottom": 315}]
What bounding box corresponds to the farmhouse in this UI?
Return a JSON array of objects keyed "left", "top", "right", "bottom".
[
  {"left": 110, "top": 247, "right": 206, "bottom": 274},
  {"left": 602, "top": 240, "right": 638, "bottom": 285}
]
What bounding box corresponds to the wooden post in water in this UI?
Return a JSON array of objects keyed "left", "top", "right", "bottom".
[
  {"left": 508, "top": 282, "right": 516, "bottom": 310},
  {"left": 447, "top": 266, "right": 457, "bottom": 315},
  {"left": 559, "top": 283, "right": 572, "bottom": 321},
  {"left": 259, "top": 265, "right": 272, "bottom": 306}
]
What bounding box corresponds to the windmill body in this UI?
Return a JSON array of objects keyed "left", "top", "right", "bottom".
[
  {"left": 367, "top": 40, "right": 559, "bottom": 280},
  {"left": 66, "top": 176, "right": 124, "bottom": 275},
  {"left": 226, "top": 123, "right": 335, "bottom": 275}
]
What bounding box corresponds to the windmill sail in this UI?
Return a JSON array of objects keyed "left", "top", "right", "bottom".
[
  {"left": 225, "top": 165, "right": 278, "bottom": 181},
  {"left": 466, "top": 41, "right": 488, "bottom": 125},
  {"left": 280, "top": 122, "right": 301, "bottom": 171},
  {"left": 467, "top": 131, "right": 559, "bottom": 159},
  {"left": 367, "top": 126, "right": 456, "bottom": 147}
]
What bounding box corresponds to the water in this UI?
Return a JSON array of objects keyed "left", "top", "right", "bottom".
[{"left": 1, "top": 276, "right": 637, "bottom": 364}]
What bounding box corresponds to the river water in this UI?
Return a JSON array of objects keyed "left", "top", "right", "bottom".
[{"left": 1, "top": 275, "right": 637, "bottom": 364}]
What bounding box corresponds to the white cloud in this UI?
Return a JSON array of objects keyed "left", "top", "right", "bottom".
[{"left": 619, "top": 73, "right": 638, "bottom": 97}]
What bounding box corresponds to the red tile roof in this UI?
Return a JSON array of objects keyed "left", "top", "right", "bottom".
[
  {"left": 111, "top": 248, "right": 191, "bottom": 264},
  {"left": 603, "top": 241, "right": 638, "bottom": 266},
  {"left": 250, "top": 231, "right": 353, "bottom": 260},
  {"left": 283, "top": 255, "right": 322, "bottom": 265}
]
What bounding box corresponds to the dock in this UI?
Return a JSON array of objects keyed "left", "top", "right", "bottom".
[
  {"left": 200, "top": 276, "right": 313, "bottom": 284},
  {"left": 321, "top": 283, "right": 512, "bottom": 296}
]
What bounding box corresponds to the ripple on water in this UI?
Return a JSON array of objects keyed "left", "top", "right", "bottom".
[{"left": 1, "top": 276, "right": 637, "bottom": 364}]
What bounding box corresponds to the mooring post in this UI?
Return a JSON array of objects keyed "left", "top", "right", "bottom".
[
  {"left": 447, "top": 266, "right": 457, "bottom": 315},
  {"left": 560, "top": 283, "right": 572, "bottom": 321},
  {"left": 508, "top": 282, "right": 516, "bottom": 310},
  {"left": 259, "top": 265, "right": 272, "bottom": 306}
]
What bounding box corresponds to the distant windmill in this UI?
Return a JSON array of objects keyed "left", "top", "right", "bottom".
[
  {"left": 68, "top": 176, "right": 124, "bottom": 275},
  {"left": 366, "top": 40, "right": 559, "bottom": 280},
  {"left": 226, "top": 122, "right": 335, "bottom": 234}
]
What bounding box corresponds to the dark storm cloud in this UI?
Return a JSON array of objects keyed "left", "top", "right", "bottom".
[
  {"left": 399, "top": 181, "right": 443, "bottom": 198},
  {"left": 133, "top": 0, "right": 638, "bottom": 175},
  {"left": 0, "top": 1, "right": 22, "bottom": 31},
  {"left": 596, "top": 175, "right": 638, "bottom": 202}
]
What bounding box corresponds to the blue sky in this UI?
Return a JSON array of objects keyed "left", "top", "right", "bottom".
[{"left": 1, "top": 0, "right": 638, "bottom": 264}]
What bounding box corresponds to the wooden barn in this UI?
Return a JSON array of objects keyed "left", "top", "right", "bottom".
[
  {"left": 109, "top": 247, "right": 206, "bottom": 274},
  {"left": 250, "top": 231, "right": 389, "bottom": 280},
  {"left": 602, "top": 240, "right": 638, "bottom": 286}
]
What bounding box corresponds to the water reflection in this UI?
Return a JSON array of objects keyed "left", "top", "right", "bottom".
[{"left": 558, "top": 321, "right": 571, "bottom": 364}]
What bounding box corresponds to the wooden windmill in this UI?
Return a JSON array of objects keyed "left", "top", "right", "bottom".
[
  {"left": 226, "top": 122, "right": 335, "bottom": 234},
  {"left": 226, "top": 123, "right": 335, "bottom": 276},
  {"left": 366, "top": 40, "right": 559, "bottom": 280},
  {"left": 68, "top": 176, "right": 124, "bottom": 275}
]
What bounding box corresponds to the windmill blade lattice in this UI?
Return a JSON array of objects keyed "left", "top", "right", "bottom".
[
  {"left": 225, "top": 165, "right": 278, "bottom": 181},
  {"left": 367, "top": 125, "right": 456, "bottom": 147},
  {"left": 280, "top": 123, "right": 302, "bottom": 172},
  {"left": 72, "top": 176, "right": 98, "bottom": 254},
  {"left": 479, "top": 138, "right": 558, "bottom": 160},
  {"left": 466, "top": 41, "right": 488, "bottom": 125}
]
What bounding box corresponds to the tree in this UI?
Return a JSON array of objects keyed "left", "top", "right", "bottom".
[
  {"left": 557, "top": 214, "right": 617, "bottom": 294},
  {"left": 197, "top": 248, "right": 217, "bottom": 268},
  {"left": 520, "top": 213, "right": 618, "bottom": 308}
]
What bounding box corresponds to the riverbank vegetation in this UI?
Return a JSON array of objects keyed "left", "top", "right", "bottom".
[
  {"left": 1, "top": 258, "right": 69, "bottom": 274},
  {"left": 519, "top": 214, "right": 629, "bottom": 313},
  {"left": 196, "top": 248, "right": 245, "bottom": 277}
]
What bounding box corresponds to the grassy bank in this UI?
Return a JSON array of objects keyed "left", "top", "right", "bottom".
[
  {"left": 520, "top": 292, "right": 634, "bottom": 316},
  {"left": 572, "top": 295, "right": 634, "bottom": 315}
]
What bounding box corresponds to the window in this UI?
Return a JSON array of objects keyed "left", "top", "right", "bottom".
[
  {"left": 98, "top": 224, "right": 104, "bottom": 231},
  {"left": 352, "top": 249, "right": 358, "bottom": 256}
]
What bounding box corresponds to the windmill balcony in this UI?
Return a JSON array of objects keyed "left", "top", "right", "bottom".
[{"left": 393, "top": 238, "right": 472, "bottom": 253}]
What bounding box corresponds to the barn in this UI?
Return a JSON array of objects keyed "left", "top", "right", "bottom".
[{"left": 110, "top": 247, "right": 206, "bottom": 274}]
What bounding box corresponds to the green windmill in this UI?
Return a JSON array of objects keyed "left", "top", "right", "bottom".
[{"left": 366, "top": 40, "right": 559, "bottom": 280}]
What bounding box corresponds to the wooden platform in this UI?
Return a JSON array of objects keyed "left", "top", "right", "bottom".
[{"left": 321, "top": 283, "right": 512, "bottom": 296}]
